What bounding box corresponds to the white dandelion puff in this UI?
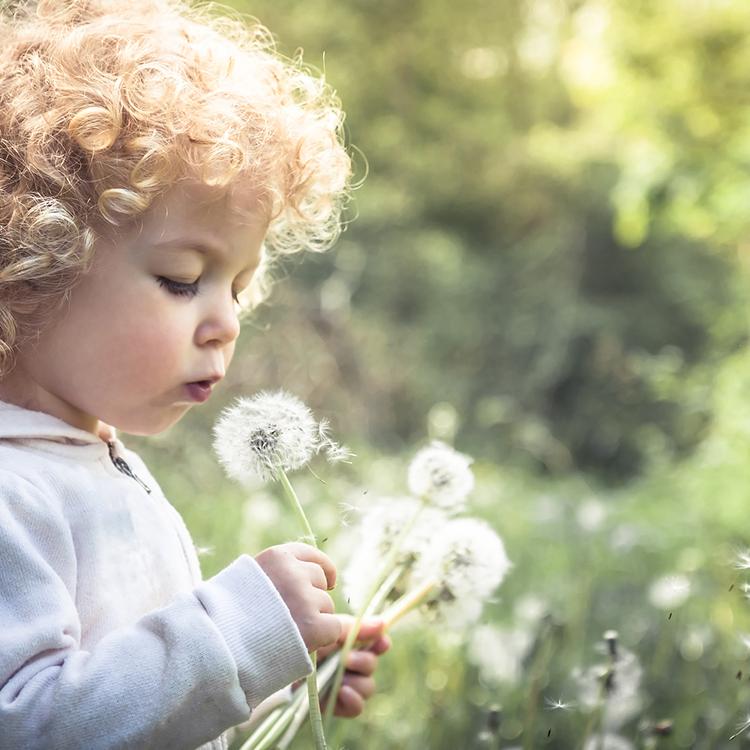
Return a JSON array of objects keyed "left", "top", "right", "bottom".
[
  {"left": 468, "top": 624, "right": 533, "bottom": 685},
  {"left": 648, "top": 574, "right": 691, "bottom": 610},
  {"left": 410, "top": 517, "right": 511, "bottom": 627},
  {"left": 407, "top": 441, "right": 475, "bottom": 512},
  {"left": 574, "top": 647, "right": 642, "bottom": 730},
  {"left": 212, "top": 390, "right": 347, "bottom": 483},
  {"left": 341, "top": 498, "right": 447, "bottom": 612}
]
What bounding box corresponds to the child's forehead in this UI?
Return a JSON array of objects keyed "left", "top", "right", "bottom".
[{"left": 141, "top": 180, "right": 270, "bottom": 236}]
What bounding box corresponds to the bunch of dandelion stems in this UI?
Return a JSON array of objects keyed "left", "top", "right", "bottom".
[
  {"left": 274, "top": 469, "right": 329, "bottom": 750},
  {"left": 240, "top": 498, "right": 438, "bottom": 750}
]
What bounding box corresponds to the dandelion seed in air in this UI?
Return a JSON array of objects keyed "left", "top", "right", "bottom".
[
  {"left": 734, "top": 549, "right": 750, "bottom": 570},
  {"left": 729, "top": 713, "right": 750, "bottom": 741},
  {"left": 544, "top": 696, "right": 576, "bottom": 711}
]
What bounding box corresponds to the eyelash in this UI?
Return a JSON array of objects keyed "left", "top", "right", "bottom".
[{"left": 156, "top": 276, "right": 240, "bottom": 303}]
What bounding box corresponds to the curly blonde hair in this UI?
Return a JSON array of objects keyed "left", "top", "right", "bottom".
[{"left": 0, "top": 0, "right": 351, "bottom": 374}]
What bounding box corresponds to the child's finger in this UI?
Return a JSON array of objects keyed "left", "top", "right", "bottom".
[
  {"left": 301, "top": 561, "right": 329, "bottom": 590},
  {"left": 344, "top": 650, "right": 377, "bottom": 676},
  {"left": 341, "top": 673, "right": 375, "bottom": 701},
  {"left": 333, "top": 685, "right": 365, "bottom": 718},
  {"left": 352, "top": 617, "right": 385, "bottom": 643},
  {"left": 287, "top": 543, "right": 337, "bottom": 589},
  {"left": 366, "top": 633, "right": 392, "bottom": 655}
]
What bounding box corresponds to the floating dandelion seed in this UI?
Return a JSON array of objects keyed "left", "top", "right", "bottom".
[
  {"left": 730, "top": 713, "right": 750, "bottom": 741},
  {"left": 407, "top": 441, "right": 475, "bottom": 511},
  {"left": 734, "top": 550, "right": 750, "bottom": 570},
  {"left": 544, "top": 696, "right": 576, "bottom": 711},
  {"left": 213, "top": 390, "right": 348, "bottom": 483}
]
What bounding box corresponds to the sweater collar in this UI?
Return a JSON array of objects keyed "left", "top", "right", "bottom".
[{"left": 0, "top": 400, "right": 117, "bottom": 446}]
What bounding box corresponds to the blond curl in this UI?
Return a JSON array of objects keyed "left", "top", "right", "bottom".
[{"left": 0, "top": 0, "right": 351, "bottom": 374}]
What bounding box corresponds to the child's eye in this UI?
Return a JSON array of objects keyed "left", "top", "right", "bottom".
[{"left": 157, "top": 276, "right": 200, "bottom": 298}]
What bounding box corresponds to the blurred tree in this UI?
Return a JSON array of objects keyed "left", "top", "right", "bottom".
[{"left": 190, "top": 0, "right": 750, "bottom": 484}]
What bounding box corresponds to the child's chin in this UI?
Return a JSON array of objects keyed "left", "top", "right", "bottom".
[{"left": 112, "top": 405, "right": 191, "bottom": 437}]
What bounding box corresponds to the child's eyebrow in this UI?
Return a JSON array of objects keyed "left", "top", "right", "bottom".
[
  {"left": 153, "top": 238, "right": 226, "bottom": 258},
  {"left": 153, "top": 238, "right": 259, "bottom": 272}
]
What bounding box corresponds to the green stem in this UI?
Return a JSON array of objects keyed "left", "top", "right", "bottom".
[
  {"left": 277, "top": 470, "right": 316, "bottom": 545},
  {"left": 380, "top": 577, "right": 437, "bottom": 630},
  {"left": 237, "top": 706, "right": 285, "bottom": 750},
  {"left": 521, "top": 620, "right": 553, "bottom": 750},
  {"left": 275, "top": 469, "right": 327, "bottom": 750},
  {"left": 278, "top": 656, "right": 341, "bottom": 750},
  {"left": 364, "top": 565, "right": 404, "bottom": 618},
  {"left": 323, "top": 501, "right": 425, "bottom": 729}
]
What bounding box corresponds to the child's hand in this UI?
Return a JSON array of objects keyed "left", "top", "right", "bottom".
[
  {"left": 255, "top": 543, "right": 342, "bottom": 653},
  {"left": 318, "top": 615, "right": 392, "bottom": 718}
]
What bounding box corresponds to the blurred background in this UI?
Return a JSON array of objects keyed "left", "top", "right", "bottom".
[{"left": 132, "top": 0, "right": 750, "bottom": 747}]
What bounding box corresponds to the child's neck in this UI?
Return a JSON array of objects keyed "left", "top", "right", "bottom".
[{"left": 0, "top": 373, "right": 109, "bottom": 441}]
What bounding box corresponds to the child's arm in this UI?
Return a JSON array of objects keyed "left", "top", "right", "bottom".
[{"left": 0, "top": 472, "right": 329, "bottom": 750}]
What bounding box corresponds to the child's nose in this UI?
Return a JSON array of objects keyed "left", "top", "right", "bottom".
[{"left": 195, "top": 298, "right": 241, "bottom": 347}]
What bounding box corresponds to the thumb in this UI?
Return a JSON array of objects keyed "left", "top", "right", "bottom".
[{"left": 353, "top": 617, "right": 386, "bottom": 643}]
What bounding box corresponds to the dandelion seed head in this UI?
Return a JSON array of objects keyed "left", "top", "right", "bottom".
[
  {"left": 574, "top": 647, "right": 642, "bottom": 729},
  {"left": 213, "top": 390, "right": 345, "bottom": 483},
  {"left": 341, "top": 497, "right": 446, "bottom": 611},
  {"left": 468, "top": 624, "right": 533, "bottom": 685},
  {"left": 648, "top": 574, "right": 691, "bottom": 610},
  {"left": 407, "top": 441, "right": 475, "bottom": 511},
  {"left": 413, "top": 518, "right": 511, "bottom": 627}
]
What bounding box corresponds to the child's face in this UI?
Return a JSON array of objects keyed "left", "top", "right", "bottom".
[{"left": 2, "top": 181, "right": 267, "bottom": 436}]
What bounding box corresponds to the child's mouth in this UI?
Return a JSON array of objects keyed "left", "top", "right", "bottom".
[{"left": 185, "top": 381, "right": 213, "bottom": 403}]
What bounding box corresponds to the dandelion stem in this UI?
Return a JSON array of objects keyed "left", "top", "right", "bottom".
[
  {"left": 277, "top": 470, "right": 317, "bottom": 546},
  {"left": 274, "top": 468, "right": 327, "bottom": 750},
  {"left": 240, "top": 698, "right": 300, "bottom": 750},
  {"left": 323, "top": 502, "right": 424, "bottom": 729},
  {"left": 380, "top": 577, "right": 438, "bottom": 630},
  {"left": 521, "top": 618, "right": 554, "bottom": 750},
  {"left": 364, "top": 565, "right": 405, "bottom": 618}
]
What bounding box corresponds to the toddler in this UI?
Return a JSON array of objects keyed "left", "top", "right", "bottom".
[{"left": 0, "top": 1, "right": 388, "bottom": 748}]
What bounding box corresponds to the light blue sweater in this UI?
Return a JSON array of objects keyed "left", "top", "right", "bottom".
[{"left": 0, "top": 401, "right": 312, "bottom": 749}]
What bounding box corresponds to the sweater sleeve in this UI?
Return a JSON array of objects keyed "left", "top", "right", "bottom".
[{"left": 0, "top": 473, "right": 312, "bottom": 750}]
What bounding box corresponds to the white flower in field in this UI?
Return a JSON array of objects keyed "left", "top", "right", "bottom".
[
  {"left": 407, "top": 441, "right": 474, "bottom": 511},
  {"left": 576, "top": 498, "right": 607, "bottom": 532},
  {"left": 412, "top": 517, "right": 511, "bottom": 627},
  {"left": 212, "top": 390, "right": 348, "bottom": 483},
  {"left": 648, "top": 573, "right": 691, "bottom": 610},
  {"left": 583, "top": 735, "right": 633, "bottom": 750},
  {"left": 468, "top": 624, "right": 533, "bottom": 685},
  {"left": 514, "top": 594, "right": 546, "bottom": 626},
  {"left": 341, "top": 497, "right": 446, "bottom": 611},
  {"left": 574, "top": 647, "right": 642, "bottom": 730}
]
